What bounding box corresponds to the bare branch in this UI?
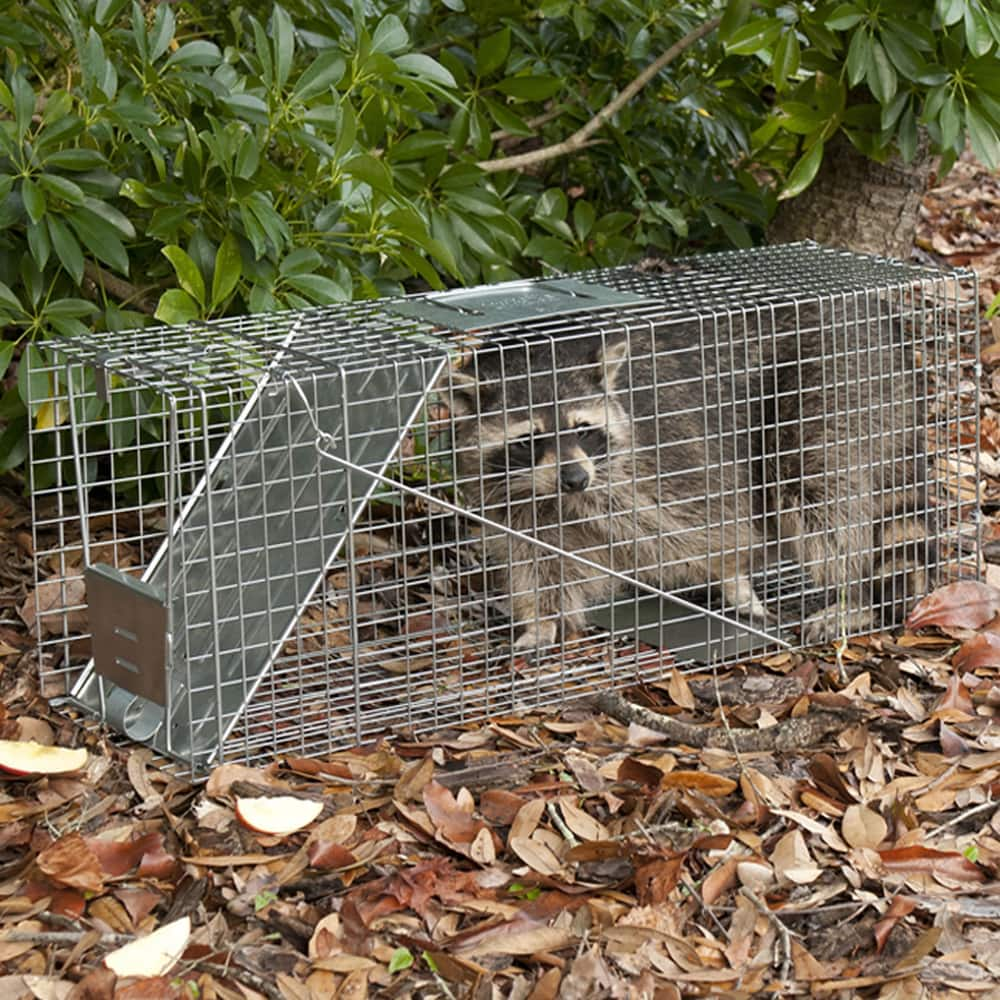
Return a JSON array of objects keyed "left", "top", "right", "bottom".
[
  {"left": 477, "top": 16, "right": 723, "bottom": 174},
  {"left": 83, "top": 261, "right": 158, "bottom": 315}
]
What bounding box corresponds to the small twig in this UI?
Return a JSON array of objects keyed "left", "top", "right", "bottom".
[
  {"left": 594, "top": 691, "right": 856, "bottom": 752},
  {"left": 0, "top": 930, "right": 133, "bottom": 946},
  {"left": 546, "top": 800, "right": 579, "bottom": 848},
  {"left": 477, "top": 16, "right": 722, "bottom": 173},
  {"left": 681, "top": 875, "right": 730, "bottom": 942},
  {"left": 82, "top": 261, "right": 158, "bottom": 314},
  {"left": 740, "top": 887, "right": 794, "bottom": 987},
  {"left": 196, "top": 960, "right": 285, "bottom": 1000},
  {"left": 489, "top": 106, "right": 567, "bottom": 142},
  {"left": 928, "top": 797, "right": 998, "bottom": 837}
]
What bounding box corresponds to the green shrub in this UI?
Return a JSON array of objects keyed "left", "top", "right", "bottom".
[{"left": 1, "top": 0, "right": 998, "bottom": 479}]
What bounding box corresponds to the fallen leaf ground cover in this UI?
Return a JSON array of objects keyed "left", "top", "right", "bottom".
[{"left": 2, "top": 155, "right": 1000, "bottom": 998}]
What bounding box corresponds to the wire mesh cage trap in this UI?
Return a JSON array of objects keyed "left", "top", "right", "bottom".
[{"left": 28, "top": 242, "right": 979, "bottom": 775}]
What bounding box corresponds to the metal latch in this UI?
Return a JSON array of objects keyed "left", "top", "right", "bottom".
[{"left": 86, "top": 564, "right": 169, "bottom": 706}]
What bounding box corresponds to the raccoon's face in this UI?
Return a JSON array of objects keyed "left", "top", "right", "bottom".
[{"left": 444, "top": 337, "right": 632, "bottom": 505}]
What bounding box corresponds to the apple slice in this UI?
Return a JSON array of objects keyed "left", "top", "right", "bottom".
[
  {"left": 105, "top": 915, "right": 191, "bottom": 978},
  {"left": 235, "top": 795, "right": 323, "bottom": 836},
  {"left": 0, "top": 740, "right": 88, "bottom": 776}
]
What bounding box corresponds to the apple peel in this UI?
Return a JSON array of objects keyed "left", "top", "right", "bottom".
[
  {"left": 0, "top": 740, "right": 88, "bottom": 776},
  {"left": 104, "top": 915, "right": 191, "bottom": 978},
  {"left": 236, "top": 795, "right": 323, "bottom": 836}
]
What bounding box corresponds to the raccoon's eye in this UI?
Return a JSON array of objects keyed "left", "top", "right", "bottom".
[
  {"left": 575, "top": 424, "right": 607, "bottom": 456},
  {"left": 507, "top": 435, "right": 535, "bottom": 468}
]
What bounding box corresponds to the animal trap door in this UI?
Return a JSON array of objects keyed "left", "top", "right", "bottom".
[{"left": 68, "top": 352, "right": 447, "bottom": 771}]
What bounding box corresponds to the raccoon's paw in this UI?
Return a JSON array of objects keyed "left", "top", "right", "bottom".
[
  {"left": 513, "top": 621, "right": 558, "bottom": 664},
  {"left": 799, "top": 606, "right": 873, "bottom": 646},
  {"left": 725, "top": 577, "right": 776, "bottom": 624}
]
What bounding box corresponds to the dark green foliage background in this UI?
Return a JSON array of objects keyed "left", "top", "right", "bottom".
[{"left": 1, "top": 0, "right": 999, "bottom": 476}]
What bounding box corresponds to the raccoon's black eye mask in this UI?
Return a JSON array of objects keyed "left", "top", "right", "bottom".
[{"left": 575, "top": 424, "right": 607, "bottom": 457}]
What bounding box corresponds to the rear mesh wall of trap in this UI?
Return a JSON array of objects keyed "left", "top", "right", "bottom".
[{"left": 28, "top": 243, "right": 980, "bottom": 773}]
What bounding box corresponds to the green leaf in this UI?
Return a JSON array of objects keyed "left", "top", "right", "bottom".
[
  {"left": 283, "top": 272, "right": 351, "bottom": 303},
  {"left": 164, "top": 40, "right": 221, "bottom": 69},
  {"left": 724, "top": 18, "right": 783, "bottom": 56},
  {"left": 11, "top": 73, "right": 35, "bottom": 142},
  {"left": 294, "top": 50, "right": 346, "bottom": 100},
  {"left": 21, "top": 178, "right": 46, "bottom": 224},
  {"left": 155, "top": 289, "right": 200, "bottom": 325},
  {"left": 966, "top": 3, "right": 995, "bottom": 58},
  {"left": 0, "top": 341, "right": 13, "bottom": 378},
  {"left": 573, "top": 199, "right": 595, "bottom": 239},
  {"left": 67, "top": 209, "right": 129, "bottom": 274},
  {"left": 0, "top": 281, "right": 25, "bottom": 316},
  {"left": 477, "top": 27, "right": 510, "bottom": 77},
  {"left": 719, "top": 0, "right": 752, "bottom": 41},
  {"left": 967, "top": 104, "right": 1000, "bottom": 169},
  {"left": 825, "top": 4, "right": 863, "bottom": 30},
  {"left": 394, "top": 54, "right": 456, "bottom": 90},
  {"left": 42, "top": 149, "right": 106, "bottom": 171},
  {"left": 18, "top": 343, "right": 48, "bottom": 412},
  {"left": 868, "top": 41, "right": 897, "bottom": 104},
  {"left": 936, "top": 0, "right": 965, "bottom": 27},
  {"left": 780, "top": 139, "right": 825, "bottom": 199},
  {"left": 344, "top": 154, "right": 396, "bottom": 197},
  {"left": 279, "top": 248, "right": 323, "bottom": 275},
  {"left": 81, "top": 196, "right": 135, "bottom": 238},
  {"left": 388, "top": 948, "right": 413, "bottom": 974},
  {"left": 47, "top": 216, "right": 85, "bottom": 284},
  {"left": 371, "top": 15, "right": 408, "bottom": 55},
  {"left": 211, "top": 234, "right": 243, "bottom": 309},
  {"left": 38, "top": 174, "right": 86, "bottom": 206},
  {"left": 846, "top": 27, "right": 871, "bottom": 88},
  {"left": 272, "top": 5, "right": 295, "bottom": 89},
  {"left": 772, "top": 29, "right": 801, "bottom": 89},
  {"left": 494, "top": 75, "right": 563, "bottom": 101},
  {"left": 162, "top": 245, "right": 205, "bottom": 307},
  {"left": 149, "top": 2, "right": 176, "bottom": 61}
]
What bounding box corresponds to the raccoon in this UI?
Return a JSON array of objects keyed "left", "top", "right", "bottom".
[
  {"left": 445, "top": 326, "right": 774, "bottom": 655},
  {"left": 445, "top": 298, "right": 932, "bottom": 653}
]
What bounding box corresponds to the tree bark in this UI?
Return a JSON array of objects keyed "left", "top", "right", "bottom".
[{"left": 767, "top": 133, "right": 935, "bottom": 261}]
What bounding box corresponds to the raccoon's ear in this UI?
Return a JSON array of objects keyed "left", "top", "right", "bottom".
[
  {"left": 442, "top": 368, "right": 482, "bottom": 416},
  {"left": 595, "top": 339, "right": 630, "bottom": 389}
]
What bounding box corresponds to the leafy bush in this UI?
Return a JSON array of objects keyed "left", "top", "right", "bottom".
[{"left": 1, "top": 0, "right": 999, "bottom": 478}]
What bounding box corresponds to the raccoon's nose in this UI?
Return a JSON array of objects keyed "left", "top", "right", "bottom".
[{"left": 560, "top": 463, "right": 590, "bottom": 492}]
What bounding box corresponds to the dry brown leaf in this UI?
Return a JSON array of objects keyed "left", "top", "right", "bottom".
[
  {"left": 36, "top": 832, "right": 104, "bottom": 892},
  {"left": 771, "top": 829, "right": 821, "bottom": 885},
  {"left": 841, "top": 804, "right": 888, "bottom": 849},
  {"left": 394, "top": 755, "right": 435, "bottom": 802},
  {"left": 660, "top": 771, "right": 737, "bottom": 797},
  {"left": 906, "top": 581, "right": 1000, "bottom": 630},
  {"left": 953, "top": 631, "right": 1000, "bottom": 669},
  {"left": 557, "top": 797, "right": 609, "bottom": 842},
  {"left": 458, "top": 923, "right": 573, "bottom": 958},
  {"left": 666, "top": 669, "right": 695, "bottom": 710},
  {"left": 933, "top": 673, "right": 974, "bottom": 715},
  {"left": 878, "top": 845, "right": 986, "bottom": 882},
  {"left": 509, "top": 835, "right": 563, "bottom": 875},
  {"left": 509, "top": 796, "right": 546, "bottom": 842}
]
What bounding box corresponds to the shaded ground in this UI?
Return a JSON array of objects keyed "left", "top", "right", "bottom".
[{"left": 2, "top": 155, "right": 1000, "bottom": 998}]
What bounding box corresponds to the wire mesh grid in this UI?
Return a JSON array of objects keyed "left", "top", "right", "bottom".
[{"left": 28, "top": 243, "right": 979, "bottom": 775}]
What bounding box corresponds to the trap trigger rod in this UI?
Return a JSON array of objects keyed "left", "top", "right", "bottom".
[{"left": 283, "top": 376, "right": 790, "bottom": 649}]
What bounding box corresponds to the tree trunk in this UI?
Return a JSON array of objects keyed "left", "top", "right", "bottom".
[{"left": 767, "top": 134, "right": 935, "bottom": 261}]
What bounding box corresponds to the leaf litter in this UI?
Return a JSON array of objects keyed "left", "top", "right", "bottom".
[{"left": 2, "top": 159, "right": 1000, "bottom": 997}]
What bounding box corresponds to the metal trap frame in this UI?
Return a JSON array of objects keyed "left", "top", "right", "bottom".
[{"left": 28, "top": 243, "right": 979, "bottom": 775}]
